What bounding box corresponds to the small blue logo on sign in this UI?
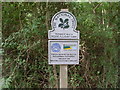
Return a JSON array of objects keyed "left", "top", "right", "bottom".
[{"left": 51, "top": 43, "right": 61, "bottom": 52}]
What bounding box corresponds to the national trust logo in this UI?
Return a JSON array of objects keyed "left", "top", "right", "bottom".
[
  {"left": 51, "top": 11, "right": 77, "bottom": 30},
  {"left": 58, "top": 18, "right": 69, "bottom": 29}
]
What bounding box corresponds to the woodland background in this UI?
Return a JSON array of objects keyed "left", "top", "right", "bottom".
[{"left": 1, "top": 2, "right": 120, "bottom": 88}]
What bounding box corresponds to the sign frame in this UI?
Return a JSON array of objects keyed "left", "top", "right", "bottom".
[
  {"left": 48, "top": 40, "right": 79, "bottom": 65},
  {"left": 48, "top": 11, "right": 80, "bottom": 40}
]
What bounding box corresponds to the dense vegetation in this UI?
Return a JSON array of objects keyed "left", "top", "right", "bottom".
[{"left": 2, "top": 2, "right": 120, "bottom": 88}]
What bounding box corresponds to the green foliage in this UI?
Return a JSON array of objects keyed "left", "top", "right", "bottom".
[{"left": 2, "top": 2, "right": 119, "bottom": 88}]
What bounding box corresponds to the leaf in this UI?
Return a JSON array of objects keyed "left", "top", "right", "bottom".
[
  {"left": 58, "top": 24, "right": 63, "bottom": 28},
  {"left": 64, "top": 25, "right": 69, "bottom": 29},
  {"left": 59, "top": 18, "right": 63, "bottom": 23},
  {"left": 64, "top": 19, "right": 69, "bottom": 23}
]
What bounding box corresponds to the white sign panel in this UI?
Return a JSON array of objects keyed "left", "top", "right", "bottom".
[
  {"left": 48, "top": 11, "right": 79, "bottom": 39},
  {"left": 48, "top": 40, "right": 79, "bottom": 64}
]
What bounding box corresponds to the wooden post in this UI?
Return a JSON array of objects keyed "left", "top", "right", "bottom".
[
  {"left": 60, "top": 9, "right": 68, "bottom": 88},
  {"left": 60, "top": 65, "right": 68, "bottom": 88}
]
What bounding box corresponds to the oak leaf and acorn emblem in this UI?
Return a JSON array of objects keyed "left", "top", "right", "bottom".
[{"left": 58, "top": 18, "right": 69, "bottom": 29}]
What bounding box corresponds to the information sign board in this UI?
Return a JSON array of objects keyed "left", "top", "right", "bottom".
[
  {"left": 48, "top": 40, "right": 79, "bottom": 64},
  {"left": 48, "top": 11, "right": 79, "bottom": 39}
]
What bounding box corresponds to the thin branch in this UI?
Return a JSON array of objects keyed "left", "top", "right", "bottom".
[
  {"left": 93, "top": 3, "right": 102, "bottom": 14},
  {"left": 53, "top": 65, "right": 58, "bottom": 88}
]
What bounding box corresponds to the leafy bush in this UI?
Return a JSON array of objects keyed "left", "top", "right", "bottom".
[{"left": 2, "top": 2, "right": 119, "bottom": 88}]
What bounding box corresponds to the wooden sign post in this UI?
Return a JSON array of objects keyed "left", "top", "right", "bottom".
[
  {"left": 48, "top": 9, "right": 80, "bottom": 88},
  {"left": 60, "top": 65, "right": 68, "bottom": 88}
]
